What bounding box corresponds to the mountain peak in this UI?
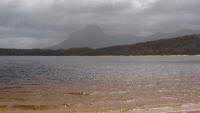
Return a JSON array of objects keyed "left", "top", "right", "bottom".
[
  {"left": 79, "top": 24, "right": 103, "bottom": 34},
  {"left": 68, "top": 24, "right": 105, "bottom": 40}
]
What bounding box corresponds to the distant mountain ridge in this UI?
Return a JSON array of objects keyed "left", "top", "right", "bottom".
[
  {"left": 1, "top": 34, "right": 200, "bottom": 56},
  {"left": 51, "top": 24, "right": 139, "bottom": 49},
  {"left": 146, "top": 29, "right": 200, "bottom": 41},
  {"left": 51, "top": 25, "right": 200, "bottom": 49},
  {"left": 95, "top": 34, "right": 200, "bottom": 55}
]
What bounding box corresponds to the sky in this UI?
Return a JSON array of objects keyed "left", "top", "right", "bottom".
[{"left": 0, "top": 0, "right": 200, "bottom": 48}]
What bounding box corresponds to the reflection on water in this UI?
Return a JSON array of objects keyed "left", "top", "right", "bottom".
[{"left": 0, "top": 56, "right": 200, "bottom": 113}]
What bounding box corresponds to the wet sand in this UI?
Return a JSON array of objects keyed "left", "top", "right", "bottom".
[{"left": 1, "top": 74, "right": 200, "bottom": 113}]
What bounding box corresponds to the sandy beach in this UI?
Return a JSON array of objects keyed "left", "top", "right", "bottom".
[{"left": 1, "top": 75, "right": 200, "bottom": 113}]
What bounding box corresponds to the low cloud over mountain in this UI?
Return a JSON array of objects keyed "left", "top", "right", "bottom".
[{"left": 51, "top": 25, "right": 200, "bottom": 49}]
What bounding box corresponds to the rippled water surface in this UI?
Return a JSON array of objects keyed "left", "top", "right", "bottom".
[{"left": 0, "top": 56, "right": 200, "bottom": 113}]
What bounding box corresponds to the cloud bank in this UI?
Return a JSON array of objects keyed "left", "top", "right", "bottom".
[{"left": 0, "top": 0, "right": 200, "bottom": 48}]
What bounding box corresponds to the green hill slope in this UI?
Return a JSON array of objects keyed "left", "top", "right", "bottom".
[{"left": 94, "top": 34, "right": 200, "bottom": 55}]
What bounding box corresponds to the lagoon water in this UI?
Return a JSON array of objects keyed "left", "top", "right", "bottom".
[{"left": 1, "top": 56, "right": 200, "bottom": 113}]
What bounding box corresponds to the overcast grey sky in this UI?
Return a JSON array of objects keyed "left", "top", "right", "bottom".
[{"left": 0, "top": 0, "right": 200, "bottom": 48}]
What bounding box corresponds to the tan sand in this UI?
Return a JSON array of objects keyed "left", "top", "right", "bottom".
[{"left": 1, "top": 75, "right": 200, "bottom": 113}]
